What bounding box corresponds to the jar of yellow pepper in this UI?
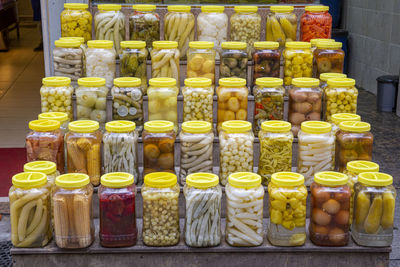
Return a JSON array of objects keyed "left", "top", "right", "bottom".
[
  {"left": 283, "top": 41, "right": 313, "bottom": 86},
  {"left": 60, "top": 3, "right": 92, "bottom": 42}
]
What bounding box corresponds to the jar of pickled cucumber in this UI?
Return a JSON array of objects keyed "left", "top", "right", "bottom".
[
  {"left": 253, "top": 41, "right": 280, "bottom": 82},
  {"left": 301, "top": 5, "right": 332, "bottom": 42},
  {"left": 182, "top": 78, "right": 213, "bottom": 123},
  {"left": 268, "top": 172, "right": 307, "bottom": 246},
  {"left": 319, "top": 72, "right": 347, "bottom": 91},
  {"left": 142, "top": 172, "right": 180, "bottom": 246},
  {"left": 258, "top": 121, "right": 293, "bottom": 185},
  {"left": 151, "top": 41, "right": 180, "bottom": 87},
  {"left": 130, "top": 5, "right": 160, "bottom": 50},
  {"left": 325, "top": 78, "right": 358, "bottom": 122},
  {"left": 53, "top": 39, "right": 83, "bottom": 82},
  {"left": 40, "top": 77, "right": 73, "bottom": 120},
  {"left": 310, "top": 38, "right": 335, "bottom": 53},
  {"left": 24, "top": 161, "right": 59, "bottom": 187},
  {"left": 313, "top": 42, "right": 345, "bottom": 78},
  {"left": 283, "top": 42, "right": 313, "bottom": 86},
  {"left": 187, "top": 41, "right": 216, "bottom": 85},
  {"left": 38, "top": 112, "right": 69, "bottom": 134},
  {"left": 330, "top": 113, "right": 361, "bottom": 135},
  {"left": 60, "top": 3, "right": 92, "bottom": 42},
  {"left": 220, "top": 42, "right": 248, "bottom": 80},
  {"left": 352, "top": 172, "right": 395, "bottom": 247},
  {"left": 266, "top": 6, "right": 297, "bottom": 47}
]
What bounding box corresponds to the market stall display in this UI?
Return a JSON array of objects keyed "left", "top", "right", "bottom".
[
  {"left": 187, "top": 41, "right": 216, "bottom": 84},
  {"left": 60, "top": 3, "right": 92, "bottom": 42},
  {"left": 266, "top": 6, "right": 297, "bottom": 47},
  {"left": 151, "top": 41, "right": 180, "bottom": 87},
  {"left": 313, "top": 42, "right": 345, "bottom": 78},
  {"left": 130, "top": 4, "right": 160, "bottom": 50},
  {"left": 182, "top": 78, "right": 213, "bottom": 123},
  {"left": 283, "top": 42, "right": 313, "bottom": 86},
  {"left": 23, "top": 161, "right": 59, "bottom": 188},
  {"left": 252, "top": 41, "right": 281, "bottom": 82},
  {"left": 53, "top": 39, "right": 83, "bottom": 81},
  {"left": 40, "top": 77, "right": 74, "bottom": 120},
  {"left": 220, "top": 42, "right": 248, "bottom": 80},
  {"left": 300, "top": 5, "right": 332, "bottom": 42},
  {"left": 85, "top": 41, "right": 116, "bottom": 88}
]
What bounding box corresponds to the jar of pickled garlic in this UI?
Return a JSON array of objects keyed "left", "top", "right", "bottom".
[
  {"left": 266, "top": 6, "right": 297, "bottom": 47},
  {"left": 53, "top": 173, "right": 94, "bottom": 248},
  {"left": 298, "top": 121, "right": 335, "bottom": 186},
  {"left": 268, "top": 172, "right": 307, "bottom": 246},
  {"left": 313, "top": 42, "right": 345, "bottom": 78},
  {"left": 103, "top": 121, "right": 139, "bottom": 183},
  {"left": 253, "top": 41, "right": 281, "bottom": 82},
  {"left": 182, "top": 78, "right": 213, "bottom": 123},
  {"left": 10, "top": 172, "right": 51, "bottom": 247},
  {"left": 142, "top": 121, "right": 176, "bottom": 176},
  {"left": 53, "top": 39, "right": 83, "bottom": 82},
  {"left": 226, "top": 172, "right": 264, "bottom": 246},
  {"left": 60, "top": 3, "right": 92, "bottom": 42},
  {"left": 38, "top": 112, "right": 69, "bottom": 134},
  {"left": 288, "top": 78, "right": 322, "bottom": 136},
  {"left": 66, "top": 120, "right": 102, "bottom": 186},
  {"left": 258, "top": 121, "right": 293, "bottom": 185},
  {"left": 99, "top": 172, "right": 137, "bottom": 247},
  {"left": 179, "top": 121, "right": 213, "bottom": 185},
  {"left": 40, "top": 77, "right": 73, "bottom": 120},
  {"left": 130, "top": 5, "right": 160, "bottom": 50},
  {"left": 24, "top": 161, "right": 59, "bottom": 187},
  {"left": 151, "top": 41, "right": 180, "bottom": 87},
  {"left": 310, "top": 171, "right": 351, "bottom": 246},
  {"left": 253, "top": 78, "right": 285, "bottom": 135},
  {"left": 335, "top": 121, "right": 373, "bottom": 172},
  {"left": 352, "top": 172, "right": 395, "bottom": 247},
  {"left": 219, "top": 121, "right": 254, "bottom": 186},
  {"left": 142, "top": 172, "right": 180, "bottom": 246},
  {"left": 310, "top": 38, "right": 335, "bottom": 53},
  {"left": 26, "top": 119, "right": 64, "bottom": 174},
  {"left": 184, "top": 173, "right": 222, "bottom": 247},
  {"left": 164, "top": 5, "right": 194, "bottom": 59},
  {"left": 325, "top": 78, "right": 358, "bottom": 122},
  {"left": 283, "top": 42, "right": 313, "bottom": 86},
  {"left": 220, "top": 42, "right": 248, "bottom": 80},
  {"left": 300, "top": 5, "right": 332, "bottom": 42},
  {"left": 187, "top": 41, "right": 216, "bottom": 85},
  {"left": 330, "top": 113, "right": 361, "bottom": 135},
  {"left": 319, "top": 72, "right": 347, "bottom": 91}
]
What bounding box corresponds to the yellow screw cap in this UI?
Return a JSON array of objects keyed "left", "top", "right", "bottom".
[
  {"left": 168, "top": 5, "right": 191, "bottom": 12},
  {"left": 42, "top": 76, "right": 71, "bottom": 87},
  {"left": 64, "top": 3, "right": 88, "bottom": 9},
  {"left": 229, "top": 172, "right": 261, "bottom": 189},
  {"left": 24, "top": 161, "right": 57, "bottom": 175},
  {"left": 316, "top": 41, "right": 342, "bottom": 49},
  {"left": 152, "top": 41, "right": 178, "bottom": 49},
  {"left": 144, "top": 120, "right": 174, "bottom": 133},
  {"left": 327, "top": 77, "right": 356, "bottom": 87},
  {"left": 358, "top": 172, "right": 393, "bottom": 187},
  {"left": 98, "top": 4, "right": 122, "bottom": 11},
  {"left": 310, "top": 38, "right": 335, "bottom": 47},
  {"left": 60, "top": 37, "right": 85, "bottom": 44},
  {"left": 78, "top": 77, "right": 106, "bottom": 87},
  {"left": 184, "top": 77, "right": 212, "bottom": 87},
  {"left": 106, "top": 120, "right": 136, "bottom": 133},
  {"left": 292, "top": 77, "right": 320, "bottom": 87},
  {"left": 221, "top": 42, "right": 247, "bottom": 50},
  {"left": 54, "top": 39, "right": 81, "bottom": 48},
  {"left": 132, "top": 4, "right": 156, "bottom": 11},
  {"left": 339, "top": 121, "right": 370, "bottom": 133},
  {"left": 222, "top": 120, "right": 252, "bottom": 133},
  {"left": 255, "top": 77, "right": 283, "bottom": 87},
  {"left": 305, "top": 5, "right": 329, "bottom": 12},
  {"left": 182, "top": 121, "right": 212, "bottom": 134},
  {"left": 261, "top": 120, "right": 291, "bottom": 133},
  {"left": 101, "top": 172, "right": 134, "bottom": 188},
  {"left": 331, "top": 113, "right": 361, "bottom": 125},
  {"left": 186, "top": 173, "right": 219, "bottom": 189},
  {"left": 301, "top": 121, "right": 331, "bottom": 134},
  {"left": 114, "top": 77, "right": 142, "bottom": 87},
  {"left": 144, "top": 172, "right": 177, "bottom": 188},
  {"left": 219, "top": 77, "right": 247, "bottom": 87},
  {"left": 201, "top": 5, "right": 224, "bottom": 13},
  {"left": 12, "top": 172, "right": 47, "bottom": 189},
  {"left": 189, "top": 41, "right": 214, "bottom": 49},
  {"left": 346, "top": 160, "right": 379, "bottom": 175},
  {"left": 55, "top": 173, "right": 90, "bottom": 188},
  {"left": 254, "top": 41, "right": 279, "bottom": 49},
  {"left": 271, "top": 172, "right": 304, "bottom": 187},
  {"left": 270, "top": 6, "right": 294, "bottom": 13},
  {"left": 149, "top": 77, "right": 177, "bottom": 87},
  {"left": 234, "top": 6, "right": 258, "bottom": 12},
  {"left": 285, "top": 41, "right": 311, "bottom": 49},
  {"left": 319, "top": 72, "right": 347, "bottom": 82},
  {"left": 87, "top": 40, "right": 113, "bottom": 49},
  {"left": 314, "top": 171, "right": 348, "bottom": 186},
  {"left": 68, "top": 120, "right": 99, "bottom": 133},
  {"left": 120, "top": 41, "right": 146, "bottom": 49},
  {"left": 38, "top": 112, "right": 68, "bottom": 123},
  {"left": 29, "top": 119, "right": 60, "bottom": 132}
]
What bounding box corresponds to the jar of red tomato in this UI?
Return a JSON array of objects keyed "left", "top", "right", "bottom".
[{"left": 300, "top": 6, "right": 332, "bottom": 42}]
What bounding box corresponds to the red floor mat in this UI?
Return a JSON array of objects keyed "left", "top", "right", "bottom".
[{"left": 0, "top": 148, "right": 26, "bottom": 197}]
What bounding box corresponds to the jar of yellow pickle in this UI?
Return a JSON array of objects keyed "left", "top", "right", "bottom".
[
  {"left": 266, "top": 6, "right": 297, "bottom": 47},
  {"left": 325, "top": 78, "right": 358, "bottom": 122},
  {"left": 283, "top": 42, "right": 313, "bottom": 86},
  {"left": 60, "top": 3, "right": 92, "bottom": 42},
  {"left": 151, "top": 41, "right": 180, "bottom": 87},
  {"left": 187, "top": 41, "right": 216, "bottom": 85}
]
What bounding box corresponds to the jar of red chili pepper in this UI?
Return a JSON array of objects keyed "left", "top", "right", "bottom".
[
  {"left": 98, "top": 172, "right": 137, "bottom": 247},
  {"left": 300, "top": 6, "right": 332, "bottom": 42}
]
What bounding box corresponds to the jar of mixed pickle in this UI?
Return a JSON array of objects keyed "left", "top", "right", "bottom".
[
  {"left": 187, "top": 41, "right": 216, "bottom": 85},
  {"left": 220, "top": 42, "right": 248, "bottom": 80},
  {"left": 38, "top": 112, "right": 69, "bottom": 134},
  {"left": 313, "top": 42, "right": 345, "bottom": 78},
  {"left": 182, "top": 78, "right": 214, "bottom": 123},
  {"left": 60, "top": 3, "right": 92, "bottom": 42},
  {"left": 266, "top": 6, "right": 297, "bottom": 47},
  {"left": 24, "top": 161, "right": 59, "bottom": 187},
  {"left": 253, "top": 41, "right": 281, "bottom": 82},
  {"left": 130, "top": 5, "right": 160, "bottom": 50},
  {"left": 151, "top": 41, "right": 180, "bottom": 87},
  {"left": 325, "top": 78, "right": 358, "bottom": 122},
  {"left": 40, "top": 77, "right": 73, "bottom": 120},
  {"left": 283, "top": 42, "right": 313, "bottom": 86},
  {"left": 330, "top": 113, "right": 361, "bottom": 135},
  {"left": 300, "top": 5, "right": 332, "bottom": 42}
]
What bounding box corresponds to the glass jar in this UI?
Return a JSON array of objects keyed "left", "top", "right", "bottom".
[
  {"left": 310, "top": 171, "right": 351, "bottom": 246},
  {"left": 53, "top": 173, "right": 94, "bottom": 248},
  {"left": 26, "top": 119, "right": 64, "bottom": 174},
  {"left": 182, "top": 78, "right": 213, "bottom": 123},
  {"left": 94, "top": 4, "right": 125, "bottom": 55},
  {"left": 164, "top": 5, "right": 194, "bottom": 59},
  {"left": 179, "top": 121, "right": 214, "bottom": 185},
  {"left": 111, "top": 77, "right": 144, "bottom": 131},
  {"left": 219, "top": 121, "right": 254, "bottom": 186},
  {"left": 53, "top": 39, "right": 83, "bottom": 82},
  {"left": 319, "top": 72, "right": 347, "bottom": 91},
  {"left": 258, "top": 121, "right": 293, "bottom": 185},
  {"left": 253, "top": 78, "right": 285, "bottom": 135},
  {"left": 119, "top": 41, "right": 148, "bottom": 93},
  {"left": 40, "top": 77, "right": 74, "bottom": 120},
  {"left": 60, "top": 37, "right": 87, "bottom": 76},
  {"left": 266, "top": 6, "right": 297, "bottom": 47},
  {"left": 313, "top": 42, "right": 345, "bottom": 78},
  {"left": 98, "top": 172, "right": 137, "bottom": 247},
  {"left": 142, "top": 172, "right": 180, "bottom": 246},
  {"left": 103, "top": 121, "right": 139, "bottom": 183},
  {"left": 24, "top": 161, "right": 59, "bottom": 187},
  {"left": 288, "top": 78, "right": 322, "bottom": 136},
  {"left": 230, "top": 6, "right": 261, "bottom": 58},
  {"left": 38, "top": 112, "right": 69, "bottom": 134},
  {"left": 66, "top": 120, "right": 102, "bottom": 186},
  {"left": 197, "top": 6, "right": 228, "bottom": 60},
  {"left": 310, "top": 38, "right": 335, "bottom": 53},
  {"left": 352, "top": 172, "right": 395, "bottom": 247},
  {"left": 10, "top": 172, "right": 51, "bottom": 247},
  {"left": 335, "top": 121, "right": 373, "bottom": 172},
  {"left": 268, "top": 172, "right": 307, "bottom": 246},
  {"left": 184, "top": 173, "right": 222, "bottom": 247},
  {"left": 220, "top": 42, "right": 248, "bottom": 80},
  {"left": 60, "top": 3, "right": 92, "bottom": 42},
  {"left": 253, "top": 42, "right": 281, "bottom": 82},
  {"left": 130, "top": 5, "right": 160, "bottom": 50},
  {"left": 298, "top": 121, "right": 335, "bottom": 186},
  {"left": 151, "top": 41, "right": 180, "bottom": 87},
  {"left": 217, "top": 78, "right": 248, "bottom": 131},
  {"left": 300, "top": 5, "right": 332, "bottom": 42},
  {"left": 142, "top": 121, "right": 176, "bottom": 175},
  {"left": 187, "top": 41, "right": 216, "bottom": 85},
  {"left": 226, "top": 172, "right": 264, "bottom": 246},
  {"left": 283, "top": 42, "right": 313, "bottom": 86},
  {"left": 330, "top": 113, "right": 361, "bottom": 135},
  {"left": 76, "top": 77, "right": 108, "bottom": 125},
  {"left": 325, "top": 78, "right": 358, "bottom": 122}
]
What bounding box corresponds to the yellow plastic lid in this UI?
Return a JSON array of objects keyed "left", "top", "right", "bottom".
[
  {"left": 219, "top": 77, "right": 247, "bottom": 87},
  {"left": 120, "top": 40, "right": 146, "bottom": 49},
  {"left": 182, "top": 121, "right": 212, "bottom": 134},
  {"left": 221, "top": 42, "right": 247, "bottom": 50},
  {"left": 106, "top": 120, "right": 136, "bottom": 133},
  {"left": 292, "top": 77, "right": 320, "bottom": 87},
  {"left": 144, "top": 120, "right": 174, "bottom": 133},
  {"left": 319, "top": 72, "right": 347, "bottom": 82},
  {"left": 114, "top": 77, "right": 142, "bottom": 87},
  {"left": 29, "top": 119, "right": 60, "bottom": 132},
  {"left": 64, "top": 3, "right": 88, "bottom": 9},
  {"left": 55, "top": 173, "right": 90, "bottom": 188},
  {"left": 255, "top": 77, "right": 283, "bottom": 87},
  {"left": 132, "top": 4, "right": 156, "bottom": 11},
  {"left": 201, "top": 5, "right": 224, "bottom": 13},
  {"left": 327, "top": 77, "right": 356, "bottom": 87},
  {"left": 316, "top": 41, "right": 342, "bottom": 49},
  {"left": 285, "top": 41, "right": 311, "bottom": 49},
  {"left": 152, "top": 41, "right": 178, "bottom": 49},
  {"left": 305, "top": 5, "right": 329, "bottom": 12},
  {"left": 254, "top": 41, "right": 279, "bottom": 49},
  {"left": 55, "top": 39, "right": 81, "bottom": 48},
  {"left": 270, "top": 6, "right": 294, "bottom": 13},
  {"left": 234, "top": 6, "right": 258, "bottom": 13},
  {"left": 228, "top": 172, "right": 261, "bottom": 189},
  {"left": 98, "top": 4, "right": 122, "bottom": 11},
  {"left": 60, "top": 37, "right": 85, "bottom": 44},
  {"left": 301, "top": 121, "right": 331, "bottom": 134},
  {"left": 144, "top": 172, "right": 177, "bottom": 188},
  {"left": 310, "top": 38, "right": 335, "bottom": 46},
  {"left": 12, "top": 172, "right": 47, "bottom": 189},
  {"left": 149, "top": 77, "right": 177, "bottom": 87},
  {"left": 24, "top": 161, "right": 57, "bottom": 175},
  {"left": 184, "top": 77, "right": 212, "bottom": 87},
  {"left": 101, "top": 172, "right": 134, "bottom": 188},
  {"left": 168, "top": 5, "right": 191, "bottom": 12},
  {"left": 38, "top": 112, "right": 68, "bottom": 123},
  {"left": 271, "top": 172, "right": 304, "bottom": 187},
  {"left": 186, "top": 173, "right": 219, "bottom": 189},
  {"left": 222, "top": 120, "right": 252, "bottom": 133},
  {"left": 189, "top": 41, "right": 214, "bottom": 49},
  {"left": 339, "top": 121, "right": 370, "bottom": 133},
  {"left": 87, "top": 40, "right": 113, "bottom": 49},
  {"left": 261, "top": 120, "right": 291, "bottom": 133},
  {"left": 68, "top": 120, "right": 99, "bottom": 133},
  {"left": 331, "top": 113, "right": 361, "bottom": 125},
  {"left": 358, "top": 172, "right": 393, "bottom": 186},
  {"left": 78, "top": 77, "right": 106, "bottom": 87},
  {"left": 42, "top": 76, "right": 71, "bottom": 87},
  {"left": 346, "top": 160, "right": 379, "bottom": 175},
  {"left": 314, "top": 171, "right": 348, "bottom": 186}
]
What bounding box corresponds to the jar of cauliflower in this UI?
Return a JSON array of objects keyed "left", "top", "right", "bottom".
[
  {"left": 60, "top": 3, "right": 92, "bottom": 42},
  {"left": 53, "top": 39, "right": 83, "bottom": 82},
  {"left": 182, "top": 78, "right": 213, "bottom": 123},
  {"left": 187, "top": 41, "right": 216, "bottom": 85},
  {"left": 40, "top": 77, "right": 73, "bottom": 120},
  {"left": 151, "top": 41, "right": 180, "bottom": 88}
]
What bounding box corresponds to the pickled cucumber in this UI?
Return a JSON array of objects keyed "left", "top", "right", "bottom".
[
  {"left": 355, "top": 191, "right": 370, "bottom": 226},
  {"left": 381, "top": 192, "right": 395, "bottom": 229},
  {"left": 364, "top": 195, "right": 382, "bottom": 234}
]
